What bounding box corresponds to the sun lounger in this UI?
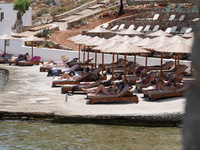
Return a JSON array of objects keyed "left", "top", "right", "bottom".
[
  {"left": 170, "top": 26, "right": 178, "bottom": 34},
  {"left": 136, "top": 26, "right": 144, "bottom": 32},
  {"left": 146, "top": 82, "right": 190, "bottom": 101},
  {"left": 77, "top": 58, "right": 94, "bottom": 67},
  {"left": 102, "top": 58, "right": 124, "bottom": 68},
  {"left": 168, "top": 14, "right": 176, "bottom": 21},
  {"left": 147, "top": 61, "right": 174, "bottom": 71},
  {"left": 185, "top": 27, "right": 193, "bottom": 34},
  {"left": 165, "top": 5, "right": 173, "bottom": 12},
  {"left": 52, "top": 67, "right": 102, "bottom": 87},
  {"left": 179, "top": 27, "right": 187, "bottom": 34},
  {"left": 143, "top": 25, "right": 151, "bottom": 33},
  {"left": 165, "top": 27, "right": 172, "bottom": 34},
  {"left": 87, "top": 84, "right": 138, "bottom": 104},
  {"left": 0, "top": 53, "right": 13, "bottom": 63},
  {"left": 175, "top": 5, "right": 182, "bottom": 12},
  {"left": 178, "top": 15, "right": 185, "bottom": 21},
  {"left": 151, "top": 25, "right": 160, "bottom": 32},
  {"left": 118, "top": 24, "right": 125, "bottom": 30},
  {"left": 61, "top": 80, "right": 103, "bottom": 94},
  {"left": 127, "top": 24, "right": 135, "bottom": 30},
  {"left": 162, "top": 64, "right": 188, "bottom": 75},
  {"left": 111, "top": 25, "right": 119, "bottom": 31},
  {"left": 17, "top": 56, "right": 43, "bottom": 66},
  {"left": 191, "top": 5, "right": 198, "bottom": 12},
  {"left": 106, "top": 61, "right": 134, "bottom": 74}
]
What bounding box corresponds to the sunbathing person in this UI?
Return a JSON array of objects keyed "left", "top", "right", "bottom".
[
  {"left": 84, "top": 81, "right": 124, "bottom": 95},
  {"left": 43, "top": 59, "right": 66, "bottom": 67},
  {"left": 58, "top": 71, "right": 80, "bottom": 80},
  {"left": 58, "top": 68, "right": 90, "bottom": 80}
]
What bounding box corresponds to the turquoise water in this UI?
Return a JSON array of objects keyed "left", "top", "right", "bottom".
[{"left": 0, "top": 120, "right": 182, "bottom": 150}]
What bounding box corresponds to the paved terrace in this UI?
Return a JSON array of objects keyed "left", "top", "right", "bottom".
[{"left": 0, "top": 64, "right": 186, "bottom": 126}]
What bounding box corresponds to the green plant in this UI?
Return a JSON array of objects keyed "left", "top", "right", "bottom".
[
  {"left": 36, "top": 8, "right": 49, "bottom": 17},
  {"left": 36, "top": 28, "right": 51, "bottom": 40},
  {"left": 13, "top": 0, "right": 31, "bottom": 17}
]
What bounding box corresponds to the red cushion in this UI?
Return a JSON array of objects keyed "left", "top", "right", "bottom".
[{"left": 30, "top": 56, "right": 41, "bottom": 61}]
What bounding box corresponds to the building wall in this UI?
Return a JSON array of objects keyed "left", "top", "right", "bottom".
[{"left": 0, "top": 3, "right": 32, "bottom": 35}]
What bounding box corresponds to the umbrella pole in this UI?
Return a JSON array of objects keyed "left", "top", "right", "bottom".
[
  {"left": 4, "top": 40, "right": 6, "bottom": 53},
  {"left": 78, "top": 44, "right": 81, "bottom": 61},
  {"left": 102, "top": 52, "right": 104, "bottom": 75},
  {"left": 112, "top": 53, "right": 114, "bottom": 80},
  {"left": 134, "top": 54, "right": 136, "bottom": 75},
  {"left": 83, "top": 46, "right": 85, "bottom": 62},
  {"left": 95, "top": 51, "right": 97, "bottom": 68},
  {"left": 176, "top": 53, "right": 180, "bottom": 81},
  {"left": 32, "top": 42, "right": 34, "bottom": 58},
  {"left": 124, "top": 54, "right": 127, "bottom": 84},
  {"left": 145, "top": 53, "right": 148, "bottom": 67},
  {"left": 175, "top": 54, "right": 177, "bottom": 70},
  {"left": 87, "top": 46, "right": 89, "bottom": 60},
  {"left": 160, "top": 52, "right": 163, "bottom": 77}
]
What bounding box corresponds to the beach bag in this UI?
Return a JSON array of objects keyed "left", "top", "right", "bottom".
[{"left": 52, "top": 69, "right": 61, "bottom": 76}]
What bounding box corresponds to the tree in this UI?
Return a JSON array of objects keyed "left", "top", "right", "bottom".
[
  {"left": 118, "top": 0, "right": 124, "bottom": 16},
  {"left": 13, "top": 0, "right": 30, "bottom": 32}
]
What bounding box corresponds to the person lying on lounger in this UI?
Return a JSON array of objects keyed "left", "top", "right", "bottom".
[
  {"left": 84, "top": 81, "right": 124, "bottom": 95},
  {"left": 43, "top": 59, "right": 66, "bottom": 67},
  {"left": 58, "top": 68, "right": 90, "bottom": 80}
]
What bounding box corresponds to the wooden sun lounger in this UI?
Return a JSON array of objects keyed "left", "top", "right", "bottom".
[
  {"left": 17, "top": 60, "right": 43, "bottom": 66},
  {"left": 146, "top": 83, "right": 190, "bottom": 101},
  {"left": 87, "top": 85, "right": 138, "bottom": 104},
  {"left": 61, "top": 81, "right": 102, "bottom": 94},
  {"left": 52, "top": 67, "right": 102, "bottom": 87},
  {"left": 147, "top": 61, "right": 174, "bottom": 71}
]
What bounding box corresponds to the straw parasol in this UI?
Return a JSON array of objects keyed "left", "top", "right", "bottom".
[
  {"left": 68, "top": 34, "right": 84, "bottom": 41},
  {"left": 101, "top": 42, "right": 149, "bottom": 83},
  {"left": 21, "top": 35, "right": 45, "bottom": 57},
  {"left": 155, "top": 41, "right": 192, "bottom": 77},
  {"left": 87, "top": 26, "right": 111, "bottom": 33},
  {"left": 0, "top": 34, "right": 17, "bottom": 53},
  {"left": 116, "top": 29, "right": 144, "bottom": 35},
  {"left": 147, "top": 30, "right": 172, "bottom": 37}
]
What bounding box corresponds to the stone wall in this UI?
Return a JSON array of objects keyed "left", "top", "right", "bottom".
[{"left": 53, "top": 0, "right": 98, "bottom": 22}]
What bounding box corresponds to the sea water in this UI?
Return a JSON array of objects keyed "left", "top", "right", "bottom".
[
  {"left": 0, "top": 69, "right": 182, "bottom": 150},
  {"left": 0, "top": 120, "right": 182, "bottom": 150}
]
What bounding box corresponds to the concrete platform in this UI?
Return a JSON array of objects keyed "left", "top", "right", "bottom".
[{"left": 0, "top": 64, "right": 187, "bottom": 126}]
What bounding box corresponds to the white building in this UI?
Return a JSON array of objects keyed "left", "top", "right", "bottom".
[{"left": 0, "top": 3, "right": 32, "bottom": 36}]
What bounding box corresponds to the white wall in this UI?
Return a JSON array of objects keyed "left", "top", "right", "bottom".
[
  {"left": 0, "top": 3, "right": 32, "bottom": 35},
  {"left": 0, "top": 38, "right": 192, "bottom": 72}
]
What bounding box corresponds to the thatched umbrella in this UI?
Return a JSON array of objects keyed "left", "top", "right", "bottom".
[
  {"left": 0, "top": 34, "right": 17, "bottom": 53},
  {"left": 101, "top": 42, "right": 149, "bottom": 83},
  {"left": 21, "top": 35, "right": 45, "bottom": 57},
  {"left": 87, "top": 26, "right": 111, "bottom": 33},
  {"left": 116, "top": 29, "right": 144, "bottom": 36},
  {"left": 155, "top": 41, "right": 192, "bottom": 78},
  {"left": 147, "top": 30, "right": 172, "bottom": 37}
]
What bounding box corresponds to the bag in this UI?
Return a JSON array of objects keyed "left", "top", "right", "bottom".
[{"left": 52, "top": 69, "right": 61, "bottom": 76}]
